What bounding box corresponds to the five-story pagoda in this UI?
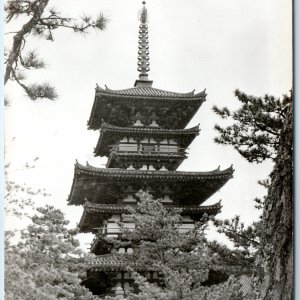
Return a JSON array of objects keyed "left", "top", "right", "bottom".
[{"left": 67, "top": 1, "right": 234, "bottom": 297}]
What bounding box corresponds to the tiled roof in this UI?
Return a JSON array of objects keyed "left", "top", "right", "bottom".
[
  {"left": 88, "top": 254, "right": 153, "bottom": 271},
  {"left": 100, "top": 122, "right": 200, "bottom": 134},
  {"left": 83, "top": 201, "right": 221, "bottom": 215},
  {"left": 88, "top": 86, "right": 206, "bottom": 130},
  {"left": 88, "top": 254, "right": 132, "bottom": 271},
  {"left": 96, "top": 85, "right": 206, "bottom": 99}
]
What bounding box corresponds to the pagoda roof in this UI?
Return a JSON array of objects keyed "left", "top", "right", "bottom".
[
  {"left": 78, "top": 201, "right": 221, "bottom": 233},
  {"left": 88, "top": 85, "right": 206, "bottom": 130},
  {"left": 94, "top": 122, "right": 200, "bottom": 157},
  {"left": 67, "top": 162, "right": 234, "bottom": 206},
  {"left": 88, "top": 254, "right": 153, "bottom": 272}
]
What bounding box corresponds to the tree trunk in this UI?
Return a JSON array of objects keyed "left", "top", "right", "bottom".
[{"left": 253, "top": 102, "right": 293, "bottom": 299}]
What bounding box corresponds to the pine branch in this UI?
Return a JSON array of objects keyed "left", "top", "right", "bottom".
[{"left": 5, "top": 0, "right": 50, "bottom": 84}]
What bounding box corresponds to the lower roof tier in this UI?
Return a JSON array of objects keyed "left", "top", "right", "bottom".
[
  {"left": 88, "top": 254, "right": 153, "bottom": 272},
  {"left": 78, "top": 201, "right": 221, "bottom": 233},
  {"left": 67, "top": 162, "right": 234, "bottom": 206}
]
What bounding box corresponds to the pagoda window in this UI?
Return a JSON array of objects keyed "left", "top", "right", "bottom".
[
  {"left": 179, "top": 216, "right": 195, "bottom": 232},
  {"left": 159, "top": 145, "right": 178, "bottom": 153},
  {"left": 167, "top": 144, "right": 178, "bottom": 152},
  {"left": 159, "top": 138, "right": 179, "bottom": 153},
  {"left": 141, "top": 144, "right": 156, "bottom": 153},
  {"left": 178, "top": 223, "right": 195, "bottom": 232},
  {"left": 123, "top": 222, "right": 135, "bottom": 232},
  {"left": 118, "top": 143, "right": 138, "bottom": 152},
  {"left": 106, "top": 215, "right": 121, "bottom": 237},
  {"left": 106, "top": 225, "right": 120, "bottom": 237}
]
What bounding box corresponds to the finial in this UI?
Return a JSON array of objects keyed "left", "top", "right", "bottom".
[{"left": 134, "top": 0, "right": 153, "bottom": 87}]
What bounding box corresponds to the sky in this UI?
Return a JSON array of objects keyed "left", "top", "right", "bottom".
[{"left": 4, "top": 0, "right": 292, "bottom": 250}]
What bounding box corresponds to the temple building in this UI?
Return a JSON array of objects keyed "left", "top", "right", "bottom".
[{"left": 67, "top": 1, "right": 234, "bottom": 297}]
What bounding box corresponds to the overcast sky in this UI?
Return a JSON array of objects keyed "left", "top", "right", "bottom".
[{"left": 5, "top": 0, "right": 292, "bottom": 249}]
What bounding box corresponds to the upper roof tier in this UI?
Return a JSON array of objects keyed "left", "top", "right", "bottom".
[
  {"left": 67, "top": 162, "right": 234, "bottom": 206},
  {"left": 87, "top": 85, "right": 206, "bottom": 130},
  {"left": 94, "top": 121, "right": 200, "bottom": 157}
]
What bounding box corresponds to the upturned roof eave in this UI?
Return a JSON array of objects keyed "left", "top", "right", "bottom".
[
  {"left": 74, "top": 161, "right": 234, "bottom": 177},
  {"left": 101, "top": 121, "right": 201, "bottom": 133},
  {"left": 84, "top": 201, "right": 222, "bottom": 213}
]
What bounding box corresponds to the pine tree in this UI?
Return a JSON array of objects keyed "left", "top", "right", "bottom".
[
  {"left": 213, "top": 90, "right": 293, "bottom": 299},
  {"left": 105, "top": 191, "right": 243, "bottom": 300},
  {"left": 4, "top": 0, "right": 107, "bottom": 101},
  {"left": 210, "top": 215, "right": 261, "bottom": 276},
  {"left": 5, "top": 205, "right": 100, "bottom": 300}
]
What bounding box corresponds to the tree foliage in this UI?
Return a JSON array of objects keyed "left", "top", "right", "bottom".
[
  {"left": 106, "top": 191, "right": 243, "bottom": 300},
  {"left": 5, "top": 205, "right": 99, "bottom": 300},
  {"left": 210, "top": 215, "right": 261, "bottom": 276},
  {"left": 4, "top": 157, "right": 51, "bottom": 218},
  {"left": 4, "top": 0, "right": 107, "bottom": 100},
  {"left": 213, "top": 90, "right": 293, "bottom": 298},
  {"left": 213, "top": 89, "right": 292, "bottom": 163}
]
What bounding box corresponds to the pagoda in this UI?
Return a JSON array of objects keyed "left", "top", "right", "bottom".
[{"left": 67, "top": 1, "right": 234, "bottom": 297}]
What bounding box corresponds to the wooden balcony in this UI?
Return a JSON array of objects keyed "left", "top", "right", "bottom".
[{"left": 106, "top": 144, "right": 187, "bottom": 169}]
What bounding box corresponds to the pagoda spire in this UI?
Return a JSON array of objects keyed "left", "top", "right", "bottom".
[{"left": 134, "top": 1, "right": 153, "bottom": 87}]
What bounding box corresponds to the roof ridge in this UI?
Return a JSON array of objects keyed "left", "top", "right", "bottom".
[
  {"left": 95, "top": 84, "right": 207, "bottom": 98},
  {"left": 100, "top": 121, "right": 200, "bottom": 132}
]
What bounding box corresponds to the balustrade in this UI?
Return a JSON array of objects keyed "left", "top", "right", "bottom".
[{"left": 110, "top": 143, "right": 186, "bottom": 156}]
